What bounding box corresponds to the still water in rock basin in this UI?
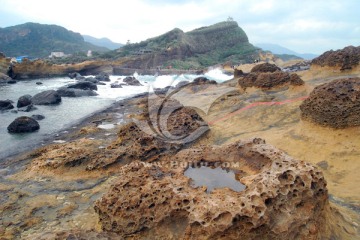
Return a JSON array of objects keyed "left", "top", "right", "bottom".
[
  {"left": 184, "top": 165, "right": 246, "bottom": 193},
  {"left": 0, "top": 69, "right": 232, "bottom": 160}
]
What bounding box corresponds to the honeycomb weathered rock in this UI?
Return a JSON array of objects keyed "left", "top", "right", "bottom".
[{"left": 94, "top": 138, "right": 328, "bottom": 239}]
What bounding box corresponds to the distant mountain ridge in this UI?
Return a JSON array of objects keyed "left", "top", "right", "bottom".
[
  {"left": 0, "top": 22, "right": 109, "bottom": 58},
  {"left": 256, "top": 43, "right": 318, "bottom": 60},
  {"left": 83, "top": 35, "right": 123, "bottom": 50},
  {"left": 106, "top": 21, "right": 259, "bottom": 69}
]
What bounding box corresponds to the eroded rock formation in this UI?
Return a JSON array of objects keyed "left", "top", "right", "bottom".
[
  {"left": 251, "top": 63, "right": 281, "bottom": 73},
  {"left": 300, "top": 77, "right": 360, "bottom": 128},
  {"left": 94, "top": 138, "right": 328, "bottom": 240},
  {"left": 238, "top": 71, "right": 304, "bottom": 90},
  {"left": 311, "top": 45, "right": 360, "bottom": 71}
]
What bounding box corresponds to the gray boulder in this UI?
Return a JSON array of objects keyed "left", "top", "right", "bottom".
[
  {"left": 67, "top": 81, "right": 98, "bottom": 91},
  {"left": 17, "top": 94, "right": 32, "bottom": 108},
  {"left": 57, "top": 87, "right": 98, "bottom": 97},
  {"left": 0, "top": 100, "right": 14, "bottom": 111},
  {"left": 31, "top": 90, "right": 62, "bottom": 105}
]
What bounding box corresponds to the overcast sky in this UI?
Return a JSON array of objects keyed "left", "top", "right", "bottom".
[{"left": 1, "top": 0, "right": 359, "bottom": 54}]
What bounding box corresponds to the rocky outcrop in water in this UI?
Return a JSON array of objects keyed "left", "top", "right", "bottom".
[
  {"left": 311, "top": 45, "right": 360, "bottom": 71},
  {"left": 57, "top": 88, "right": 98, "bottom": 97},
  {"left": 17, "top": 95, "right": 32, "bottom": 108},
  {"left": 94, "top": 138, "right": 328, "bottom": 239},
  {"left": 238, "top": 72, "right": 304, "bottom": 90},
  {"left": 122, "top": 76, "right": 142, "bottom": 86},
  {"left": 0, "top": 100, "right": 14, "bottom": 111},
  {"left": 7, "top": 116, "right": 40, "bottom": 133},
  {"left": 67, "top": 81, "right": 98, "bottom": 91},
  {"left": 251, "top": 63, "right": 281, "bottom": 73},
  {"left": 300, "top": 77, "right": 360, "bottom": 128},
  {"left": 31, "top": 90, "right": 62, "bottom": 105}
]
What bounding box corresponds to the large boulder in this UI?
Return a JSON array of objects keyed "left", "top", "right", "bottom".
[
  {"left": 67, "top": 81, "right": 98, "bottom": 91},
  {"left": 57, "top": 87, "right": 98, "bottom": 97},
  {"left": 238, "top": 72, "right": 304, "bottom": 89},
  {"left": 0, "top": 100, "right": 14, "bottom": 111},
  {"left": 7, "top": 116, "right": 40, "bottom": 133},
  {"left": 31, "top": 90, "right": 62, "bottom": 105},
  {"left": 17, "top": 94, "right": 32, "bottom": 108},
  {"left": 300, "top": 77, "right": 360, "bottom": 128},
  {"left": 94, "top": 138, "right": 328, "bottom": 239},
  {"left": 251, "top": 63, "right": 281, "bottom": 73},
  {"left": 311, "top": 45, "right": 360, "bottom": 71},
  {"left": 123, "top": 76, "right": 142, "bottom": 86}
]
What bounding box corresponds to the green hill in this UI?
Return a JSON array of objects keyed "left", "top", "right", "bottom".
[
  {"left": 102, "top": 21, "right": 259, "bottom": 69},
  {"left": 0, "top": 22, "right": 109, "bottom": 58}
]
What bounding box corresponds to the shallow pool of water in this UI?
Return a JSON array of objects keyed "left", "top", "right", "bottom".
[{"left": 184, "top": 165, "right": 245, "bottom": 193}]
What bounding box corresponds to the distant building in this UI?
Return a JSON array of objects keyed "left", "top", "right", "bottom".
[
  {"left": 49, "top": 52, "right": 66, "bottom": 58},
  {"left": 15, "top": 56, "right": 29, "bottom": 63},
  {"left": 87, "top": 50, "right": 92, "bottom": 57}
]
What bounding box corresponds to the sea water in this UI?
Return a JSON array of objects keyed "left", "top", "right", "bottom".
[{"left": 0, "top": 69, "right": 232, "bottom": 160}]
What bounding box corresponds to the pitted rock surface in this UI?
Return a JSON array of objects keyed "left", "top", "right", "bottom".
[
  {"left": 94, "top": 138, "right": 328, "bottom": 240},
  {"left": 311, "top": 45, "right": 360, "bottom": 71},
  {"left": 300, "top": 77, "right": 360, "bottom": 128},
  {"left": 250, "top": 63, "right": 281, "bottom": 73},
  {"left": 238, "top": 71, "right": 304, "bottom": 89},
  {"left": 29, "top": 105, "right": 208, "bottom": 171}
]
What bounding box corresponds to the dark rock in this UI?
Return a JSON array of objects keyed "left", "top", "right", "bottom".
[
  {"left": 17, "top": 94, "right": 32, "bottom": 108},
  {"left": 95, "top": 73, "right": 110, "bottom": 82},
  {"left": 57, "top": 87, "right": 98, "bottom": 97},
  {"left": 0, "top": 100, "right": 14, "bottom": 111},
  {"left": 31, "top": 90, "right": 62, "bottom": 105},
  {"left": 36, "top": 82, "right": 43, "bottom": 85},
  {"left": 300, "top": 77, "right": 360, "bottom": 128},
  {"left": 251, "top": 63, "right": 281, "bottom": 73},
  {"left": 67, "top": 81, "right": 98, "bottom": 91},
  {"left": 97, "top": 82, "right": 106, "bottom": 85},
  {"left": 31, "top": 114, "right": 45, "bottom": 121},
  {"left": 84, "top": 77, "right": 99, "bottom": 84},
  {"left": 175, "top": 81, "right": 190, "bottom": 88},
  {"left": 68, "top": 72, "right": 82, "bottom": 79},
  {"left": 123, "top": 76, "right": 142, "bottom": 86},
  {"left": 311, "top": 45, "right": 360, "bottom": 70},
  {"left": 193, "top": 77, "right": 217, "bottom": 85},
  {"left": 75, "top": 76, "right": 86, "bottom": 81},
  {"left": 11, "top": 110, "right": 18, "bottom": 114},
  {"left": 110, "top": 83, "right": 123, "bottom": 88},
  {"left": 18, "top": 104, "right": 37, "bottom": 112},
  {"left": 234, "top": 69, "right": 244, "bottom": 78},
  {"left": 238, "top": 72, "right": 304, "bottom": 89},
  {"left": 7, "top": 79, "right": 17, "bottom": 84},
  {"left": 7, "top": 116, "right": 40, "bottom": 133}
]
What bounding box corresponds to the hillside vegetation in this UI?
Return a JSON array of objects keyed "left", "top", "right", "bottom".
[{"left": 0, "top": 22, "right": 109, "bottom": 58}]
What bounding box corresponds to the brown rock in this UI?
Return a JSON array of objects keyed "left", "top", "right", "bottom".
[
  {"left": 238, "top": 72, "right": 304, "bottom": 89},
  {"left": 300, "top": 77, "right": 360, "bottom": 128},
  {"left": 251, "top": 63, "right": 281, "bottom": 73},
  {"left": 311, "top": 45, "right": 360, "bottom": 71},
  {"left": 94, "top": 138, "right": 328, "bottom": 240}
]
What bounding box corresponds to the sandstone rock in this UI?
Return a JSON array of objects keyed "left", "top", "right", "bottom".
[
  {"left": 0, "top": 100, "right": 14, "bottom": 111},
  {"left": 123, "top": 76, "right": 142, "bottom": 86},
  {"left": 17, "top": 94, "right": 32, "bottom": 108},
  {"left": 311, "top": 45, "right": 360, "bottom": 71},
  {"left": 31, "top": 90, "right": 61, "bottom": 105},
  {"left": 67, "top": 81, "right": 98, "bottom": 91},
  {"left": 0, "top": 72, "right": 11, "bottom": 81},
  {"left": 57, "top": 88, "right": 98, "bottom": 97},
  {"left": 238, "top": 72, "right": 304, "bottom": 89},
  {"left": 300, "top": 77, "right": 360, "bottom": 128},
  {"left": 94, "top": 138, "right": 328, "bottom": 240},
  {"left": 234, "top": 69, "right": 244, "bottom": 78},
  {"left": 7, "top": 116, "right": 40, "bottom": 133},
  {"left": 251, "top": 63, "right": 281, "bottom": 73}
]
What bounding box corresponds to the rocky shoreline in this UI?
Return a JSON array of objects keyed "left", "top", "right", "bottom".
[{"left": 1, "top": 51, "right": 360, "bottom": 239}]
